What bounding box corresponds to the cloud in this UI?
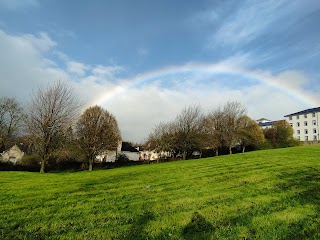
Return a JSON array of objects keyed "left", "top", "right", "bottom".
[
  {"left": 67, "top": 61, "right": 89, "bottom": 77},
  {"left": 0, "top": 0, "right": 39, "bottom": 10},
  {"left": 0, "top": 29, "right": 318, "bottom": 143}
]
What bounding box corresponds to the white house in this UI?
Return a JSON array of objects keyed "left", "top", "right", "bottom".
[
  {"left": 285, "top": 107, "right": 320, "bottom": 141},
  {"left": 1, "top": 145, "right": 24, "bottom": 164},
  {"left": 95, "top": 141, "right": 140, "bottom": 162}
]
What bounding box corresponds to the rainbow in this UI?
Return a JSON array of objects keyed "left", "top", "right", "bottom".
[{"left": 91, "top": 62, "right": 319, "bottom": 107}]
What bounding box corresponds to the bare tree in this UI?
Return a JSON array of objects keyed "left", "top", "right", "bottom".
[
  {"left": 0, "top": 97, "right": 24, "bottom": 148},
  {"left": 173, "top": 106, "right": 205, "bottom": 160},
  {"left": 203, "top": 107, "right": 224, "bottom": 156},
  {"left": 25, "top": 81, "right": 81, "bottom": 173},
  {"left": 76, "top": 105, "right": 121, "bottom": 171},
  {"left": 222, "top": 101, "right": 246, "bottom": 154}
]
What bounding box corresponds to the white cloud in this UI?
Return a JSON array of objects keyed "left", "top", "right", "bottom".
[
  {"left": 0, "top": 29, "right": 318, "bottom": 143},
  {"left": 67, "top": 61, "right": 89, "bottom": 77},
  {"left": 205, "top": 0, "right": 287, "bottom": 47}
]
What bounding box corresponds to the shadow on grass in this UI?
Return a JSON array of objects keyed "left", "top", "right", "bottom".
[
  {"left": 182, "top": 212, "right": 214, "bottom": 240},
  {"left": 124, "top": 210, "right": 155, "bottom": 240}
]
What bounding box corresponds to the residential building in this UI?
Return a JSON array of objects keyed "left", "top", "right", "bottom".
[
  {"left": 284, "top": 107, "right": 320, "bottom": 141},
  {"left": 1, "top": 145, "right": 25, "bottom": 164}
]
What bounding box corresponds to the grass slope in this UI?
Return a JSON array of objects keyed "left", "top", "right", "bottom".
[{"left": 1, "top": 146, "right": 320, "bottom": 239}]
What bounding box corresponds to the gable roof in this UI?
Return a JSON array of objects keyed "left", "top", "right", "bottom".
[
  {"left": 121, "top": 142, "right": 139, "bottom": 152},
  {"left": 284, "top": 107, "right": 320, "bottom": 117}
]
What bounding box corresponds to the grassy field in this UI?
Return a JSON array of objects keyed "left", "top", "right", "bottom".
[{"left": 1, "top": 146, "right": 320, "bottom": 239}]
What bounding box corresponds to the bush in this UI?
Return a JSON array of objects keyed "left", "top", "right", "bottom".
[{"left": 116, "top": 153, "right": 130, "bottom": 165}]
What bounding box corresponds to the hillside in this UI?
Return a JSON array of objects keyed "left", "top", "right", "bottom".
[{"left": 1, "top": 146, "right": 320, "bottom": 239}]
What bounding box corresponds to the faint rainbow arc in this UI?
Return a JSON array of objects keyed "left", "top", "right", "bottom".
[{"left": 91, "top": 63, "right": 319, "bottom": 107}]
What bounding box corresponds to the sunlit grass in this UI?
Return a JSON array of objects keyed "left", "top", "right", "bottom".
[{"left": 1, "top": 146, "right": 320, "bottom": 239}]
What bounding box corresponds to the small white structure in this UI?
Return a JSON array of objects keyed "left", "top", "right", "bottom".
[{"left": 1, "top": 145, "right": 24, "bottom": 164}]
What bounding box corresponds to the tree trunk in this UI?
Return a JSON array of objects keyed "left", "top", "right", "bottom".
[
  {"left": 215, "top": 148, "right": 219, "bottom": 156},
  {"left": 242, "top": 146, "right": 245, "bottom": 153},
  {"left": 229, "top": 146, "right": 232, "bottom": 154},
  {"left": 89, "top": 159, "right": 93, "bottom": 171},
  {"left": 40, "top": 158, "right": 45, "bottom": 174},
  {"left": 182, "top": 151, "right": 186, "bottom": 160}
]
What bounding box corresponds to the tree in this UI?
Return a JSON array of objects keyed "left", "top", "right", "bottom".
[
  {"left": 203, "top": 107, "right": 224, "bottom": 156},
  {"left": 238, "top": 115, "right": 265, "bottom": 152},
  {"left": 221, "top": 101, "right": 246, "bottom": 154},
  {"left": 264, "top": 120, "right": 296, "bottom": 148},
  {"left": 0, "top": 97, "right": 24, "bottom": 148},
  {"left": 25, "top": 81, "right": 80, "bottom": 173},
  {"left": 172, "top": 106, "right": 205, "bottom": 160},
  {"left": 76, "top": 105, "right": 121, "bottom": 171}
]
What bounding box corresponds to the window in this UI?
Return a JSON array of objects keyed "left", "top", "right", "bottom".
[
  {"left": 304, "top": 121, "right": 308, "bottom": 126},
  {"left": 304, "top": 114, "right": 307, "bottom": 118},
  {"left": 290, "top": 123, "right": 293, "bottom": 127},
  {"left": 313, "top": 135, "right": 317, "bottom": 141},
  {"left": 313, "top": 120, "right": 316, "bottom": 126},
  {"left": 297, "top": 136, "right": 300, "bottom": 140},
  {"left": 289, "top": 116, "right": 292, "bottom": 120},
  {"left": 305, "top": 129, "right": 308, "bottom": 134},
  {"left": 296, "top": 115, "right": 300, "bottom": 120},
  {"left": 312, "top": 113, "right": 316, "bottom": 117},
  {"left": 313, "top": 129, "right": 317, "bottom": 134},
  {"left": 297, "top": 122, "right": 300, "bottom": 127},
  {"left": 297, "top": 130, "right": 300, "bottom": 134},
  {"left": 305, "top": 136, "right": 309, "bottom": 141}
]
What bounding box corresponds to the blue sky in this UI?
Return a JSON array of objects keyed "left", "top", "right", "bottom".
[{"left": 0, "top": 0, "right": 319, "bottom": 142}]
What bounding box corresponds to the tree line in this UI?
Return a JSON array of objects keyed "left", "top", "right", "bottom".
[
  {"left": 0, "top": 81, "right": 121, "bottom": 173},
  {"left": 146, "top": 102, "right": 301, "bottom": 160},
  {"left": 0, "top": 81, "right": 300, "bottom": 173}
]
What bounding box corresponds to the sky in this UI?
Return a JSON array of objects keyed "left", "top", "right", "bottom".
[{"left": 0, "top": 0, "right": 319, "bottom": 143}]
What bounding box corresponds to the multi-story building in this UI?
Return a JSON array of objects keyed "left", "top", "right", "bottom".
[{"left": 284, "top": 107, "right": 320, "bottom": 141}]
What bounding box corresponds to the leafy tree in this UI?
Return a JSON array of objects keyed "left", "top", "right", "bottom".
[
  {"left": 264, "top": 121, "right": 297, "bottom": 148},
  {"left": 25, "top": 81, "right": 81, "bottom": 173},
  {"left": 0, "top": 97, "right": 24, "bottom": 148},
  {"left": 238, "top": 115, "right": 265, "bottom": 152},
  {"left": 76, "top": 105, "right": 121, "bottom": 171}
]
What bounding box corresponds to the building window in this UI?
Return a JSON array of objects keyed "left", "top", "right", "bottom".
[
  {"left": 312, "top": 113, "right": 316, "bottom": 117},
  {"left": 297, "top": 130, "right": 300, "bottom": 134},
  {"left": 289, "top": 116, "right": 292, "bottom": 120},
  {"left": 297, "top": 136, "right": 300, "bottom": 140},
  {"left": 296, "top": 115, "right": 299, "bottom": 120},
  {"left": 305, "top": 136, "right": 308, "bottom": 141},
  {"left": 313, "top": 120, "right": 316, "bottom": 126},
  {"left": 313, "top": 129, "right": 317, "bottom": 134},
  {"left": 314, "top": 135, "right": 317, "bottom": 141},
  {"left": 304, "top": 121, "right": 308, "bottom": 126},
  {"left": 304, "top": 114, "right": 307, "bottom": 118},
  {"left": 297, "top": 122, "right": 300, "bottom": 127},
  {"left": 305, "top": 129, "right": 308, "bottom": 134},
  {"left": 290, "top": 123, "right": 293, "bottom": 127}
]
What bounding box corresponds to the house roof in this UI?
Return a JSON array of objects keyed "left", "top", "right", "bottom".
[
  {"left": 284, "top": 107, "right": 320, "bottom": 117},
  {"left": 258, "top": 120, "right": 285, "bottom": 127},
  {"left": 256, "top": 118, "right": 271, "bottom": 122},
  {"left": 121, "top": 142, "right": 139, "bottom": 152}
]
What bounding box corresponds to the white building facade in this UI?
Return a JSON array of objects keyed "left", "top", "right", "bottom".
[{"left": 285, "top": 107, "right": 320, "bottom": 141}]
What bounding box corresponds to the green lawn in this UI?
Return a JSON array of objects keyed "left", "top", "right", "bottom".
[{"left": 1, "top": 146, "right": 320, "bottom": 239}]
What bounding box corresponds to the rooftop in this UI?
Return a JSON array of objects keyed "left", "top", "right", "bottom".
[{"left": 284, "top": 107, "right": 320, "bottom": 117}]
